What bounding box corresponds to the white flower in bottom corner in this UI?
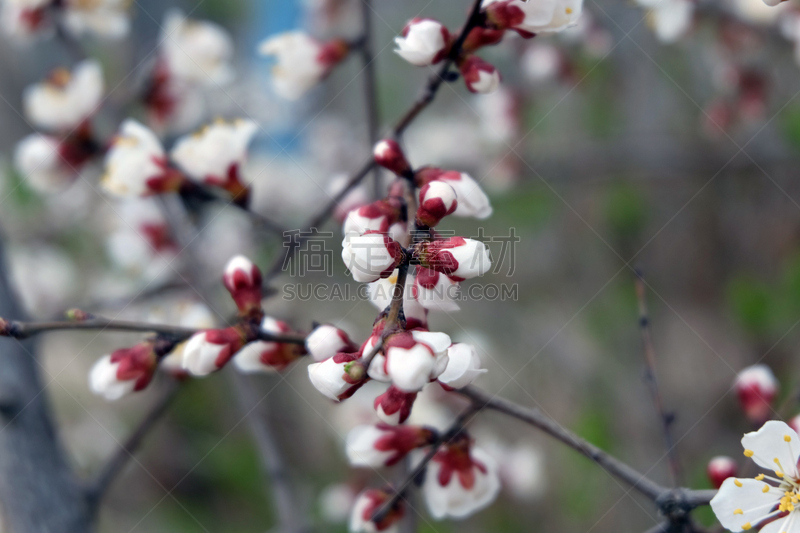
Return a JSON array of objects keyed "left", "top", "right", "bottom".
[
  {"left": 711, "top": 420, "right": 800, "bottom": 533},
  {"left": 422, "top": 437, "right": 501, "bottom": 519}
]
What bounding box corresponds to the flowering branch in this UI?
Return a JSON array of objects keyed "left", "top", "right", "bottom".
[
  {"left": 85, "top": 380, "right": 181, "bottom": 509},
  {"left": 635, "top": 271, "right": 682, "bottom": 487},
  {"left": 0, "top": 316, "right": 307, "bottom": 345},
  {"left": 263, "top": 0, "right": 485, "bottom": 285}
]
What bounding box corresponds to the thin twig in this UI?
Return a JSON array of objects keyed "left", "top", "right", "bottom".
[
  {"left": 85, "top": 380, "right": 181, "bottom": 509},
  {"left": 635, "top": 271, "right": 682, "bottom": 487},
  {"left": 385, "top": 262, "right": 409, "bottom": 328},
  {"left": 229, "top": 372, "right": 306, "bottom": 533},
  {"left": 459, "top": 386, "right": 717, "bottom": 511},
  {"left": 358, "top": 0, "right": 382, "bottom": 199},
  {"left": 0, "top": 318, "right": 308, "bottom": 345}
]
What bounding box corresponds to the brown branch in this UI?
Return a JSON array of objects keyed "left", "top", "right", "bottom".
[
  {"left": 635, "top": 271, "right": 682, "bottom": 487},
  {"left": 357, "top": 0, "right": 382, "bottom": 199},
  {"left": 0, "top": 317, "right": 308, "bottom": 345},
  {"left": 459, "top": 386, "right": 718, "bottom": 516},
  {"left": 229, "top": 373, "right": 307, "bottom": 533},
  {"left": 85, "top": 380, "right": 180, "bottom": 510}
]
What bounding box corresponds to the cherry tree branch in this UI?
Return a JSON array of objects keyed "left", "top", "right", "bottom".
[
  {"left": 459, "top": 386, "right": 717, "bottom": 512},
  {"left": 0, "top": 316, "right": 307, "bottom": 344},
  {"left": 85, "top": 380, "right": 181, "bottom": 510},
  {"left": 635, "top": 271, "right": 682, "bottom": 487},
  {"left": 263, "top": 0, "right": 485, "bottom": 284}
]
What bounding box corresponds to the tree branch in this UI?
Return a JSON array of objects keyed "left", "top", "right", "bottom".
[
  {"left": 635, "top": 271, "right": 682, "bottom": 486},
  {"left": 85, "top": 380, "right": 180, "bottom": 510},
  {"left": 458, "top": 386, "right": 717, "bottom": 513},
  {"left": 230, "top": 372, "right": 307, "bottom": 533},
  {"left": 0, "top": 317, "right": 308, "bottom": 345}
]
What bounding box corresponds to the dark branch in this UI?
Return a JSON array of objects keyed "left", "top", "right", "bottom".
[
  {"left": 635, "top": 271, "right": 682, "bottom": 486},
  {"left": 85, "top": 380, "right": 180, "bottom": 510}
]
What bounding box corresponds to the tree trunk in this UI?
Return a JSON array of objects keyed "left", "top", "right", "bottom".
[{"left": 0, "top": 239, "right": 92, "bottom": 533}]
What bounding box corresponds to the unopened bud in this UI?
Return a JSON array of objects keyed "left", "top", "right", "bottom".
[
  {"left": 735, "top": 364, "right": 778, "bottom": 424},
  {"left": 345, "top": 361, "right": 366, "bottom": 381},
  {"left": 373, "top": 139, "right": 412, "bottom": 177},
  {"left": 707, "top": 456, "right": 737, "bottom": 489},
  {"left": 66, "top": 308, "right": 92, "bottom": 321},
  {"left": 222, "top": 255, "right": 264, "bottom": 317}
]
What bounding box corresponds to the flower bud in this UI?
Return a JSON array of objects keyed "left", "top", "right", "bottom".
[
  {"left": 182, "top": 326, "right": 246, "bottom": 376},
  {"left": 341, "top": 232, "right": 405, "bottom": 283},
  {"left": 350, "top": 488, "right": 404, "bottom": 533},
  {"left": 102, "top": 119, "right": 181, "bottom": 197},
  {"left": 384, "top": 330, "right": 451, "bottom": 392},
  {"left": 416, "top": 181, "right": 457, "bottom": 227},
  {"left": 89, "top": 343, "right": 157, "bottom": 401},
  {"left": 222, "top": 255, "right": 263, "bottom": 317},
  {"left": 307, "top": 352, "right": 366, "bottom": 401},
  {"left": 258, "top": 31, "right": 348, "bottom": 100},
  {"left": 462, "top": 26, "right": 505, "bottom": 53},
  {"left": 416, "top": 237, "right": 492, "bottom": 281},
  {"left": 460, "top": 56, "right": 501, "bottom": 95},
  {"left": 346, "top": 424, "right": 435, "bottom": 467},
  {"left": 394, "top": 18, "right": 450, "bottom": 66},
  {"left": 373, "top": 139, "right": 412, "bottom": 176},
  {"left": 374, "top": 386, "right": 417, "bottom": 425},
  {"left": 343, "top": 198, "right": 405, "bottom": 239},
  {"left": 437, "top": 343, "right": 486, "bottom": 389},
  {"left": 707, "top": 456, "right": 737, "bottom": 489},
  {"left": 790, "top": 414, "right": 800, "bottom": 435},
  {"left": 306, "top": 324, "right": 358, "bottom": 362},
  {"left": 233, "top": 317, "right": 303, "bottom": 373},
  {"left": 734, "top": 364, "right": 778, "bottom": 424},
  {"left": 414, "top": 168, "right": 493, "bottom": 219}
]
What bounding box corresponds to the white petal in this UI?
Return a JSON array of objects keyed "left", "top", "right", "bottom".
[
  {"left": 710, "top": 477, "right": 783, "bottom": 532},
  {"left": 742, "top": 420, "right": 800, "bottom": 477}
]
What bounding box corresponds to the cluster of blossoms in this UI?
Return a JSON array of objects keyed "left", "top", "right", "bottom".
[
  {"left": 297, "top": 137, "right": 502, "bottom": 531},
  {"left": 393, "top": 0, "right": 584, "bottom": 95},
  {"left": 90, "top": 255, "right": 306, "bottom": 399},
  {"left": 0, "top": 0, "right": 130, "bottom": 42}
]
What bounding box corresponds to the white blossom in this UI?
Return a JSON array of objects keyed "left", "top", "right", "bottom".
[
  {"left": 258, "top": 31, "right": 343, "bottom": 100},
  {"left": 341, "top": 233, "right": 402, "bottom": 283},
  {"left": 171, "top": 119, "right": 258, "bottom": 184},
  {"left": 161, "top": 10, "right": 234, "bottom": 85},
  {"left": 23, "top": 60, "right": 103, "bottom": 131},
  {"left": 437, "top": 343, "right": 486, "bottom": 389},
  {"left": 711, "top": 420, "right": 800, "bottom": 533},
  {"left": 484, "top": 0, "right": 583, "bottom": 33},
  {"left": 102, "top": 120, "right": 168, "bottom": 197},
  {"left": 61, "top": 0, "right": 130, "bottom": 39},
  {"left": 88, "top": 355, "right": 134, "bottom": 401},
  {"left": 14, "top": 134, "right": 74, "bottom": 193},
  {"left": 394, "top": 19, "right": 449, "bottom": 67}
]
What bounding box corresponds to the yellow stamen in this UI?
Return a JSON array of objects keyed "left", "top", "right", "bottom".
[
  {"left": 744, "top": 450, "right": 754, "bottom": 457},
  {"left": 786, "top": 435, "right": 793, "bottom": 442},
  {"left": 565, "top": 7, "right": 573, "bottom": 13},
  {"left": 735, "top": 479, "right": 743, "bottom": 487},
  {"left": 743, "top": 523, "right": 752, "bottom": 530},
  {"left": 776, "top": 471, "right": 785, "bottom": 478},
  {"left": 756, "top": 474, "right": 765, "bottom": 481},
  {"left": 764, "top": 484, "right": 771, "bottom": 493},
  {"left": 734, "top": 509, "right": 743, "bottom": 515}
]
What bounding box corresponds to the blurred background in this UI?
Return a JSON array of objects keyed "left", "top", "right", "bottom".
[{"left": 1, "top": 0, "right": 799, "bottom": 531}]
